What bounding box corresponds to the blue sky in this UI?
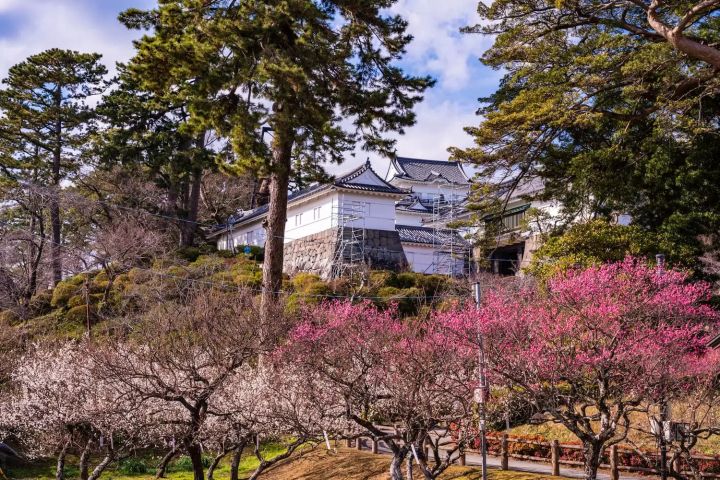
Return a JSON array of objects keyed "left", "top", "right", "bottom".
[{"left": 0, "top": 0, "right": 501, "bottom": 173}]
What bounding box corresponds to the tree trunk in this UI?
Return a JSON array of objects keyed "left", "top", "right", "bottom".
[
  {"left": 207, "top": 448, "right": 230, "bottom": 480},
  {"left": 407, "top": 456, "right": 414, "bottom": 480},
  {"left": 87, "top": 451, "right": 115, "bottom": 480},
  {"left": 187, "top": 442, "right": 205, "bottom": 480},
  {"left": 259, "top": 126, "right": 293, "bottom": 336},
  {"left": 390, "top": 453, "right": 406, "bottom": 480},
  {"left": 582, "top": 441, "right": 602, "bottom": 480},
  {"left": 155, "top": 446, "right": 179, "bottom": 479},
  {"left": 51, "top": 87, "right": 63, "bottom": 286},
  {"left": 79, "top": 439, "right": 92, "bottom": 480},
  {"left": 180, "top": 167, "right": 203, "bottom": 247},
  {"left": 55, "top": 439, "right": 70, "bottom": 480},
  {"left": 230, "top": 447, "right": 242, "bottom": 480}
]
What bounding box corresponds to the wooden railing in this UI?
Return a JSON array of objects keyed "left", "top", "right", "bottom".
[{"left": 484, "top": 433, "right": 720, "bottom": 479}]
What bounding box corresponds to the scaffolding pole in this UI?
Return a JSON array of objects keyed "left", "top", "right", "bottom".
[{"left": 330, "top": 199, "right": 367, "bottom": 279}]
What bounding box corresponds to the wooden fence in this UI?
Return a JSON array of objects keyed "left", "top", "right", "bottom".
[
  {"left": 352, "top": 433, "right": 720, "bottom": 479},
  {"left": 484, "top": 434, "right": 720, "bottom": 479}
]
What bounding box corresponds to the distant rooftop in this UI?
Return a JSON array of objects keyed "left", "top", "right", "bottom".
[
  {"left": 396, "top": 224, "right": 470, "bottom": 247},
  {"left": 389, "top": 157, "right": 471, "bottom": 185}
]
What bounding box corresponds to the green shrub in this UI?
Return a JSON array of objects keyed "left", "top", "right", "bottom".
[
  {"left": 385, "top": 272, "right": 418, "bottom": 289},
  {"left": 51, "top": 282, "right": 82, "bottom": 308},
  {"left": 234, "top": 271, "right": 262, "bottom": 288},
  {"left": 118, "top": 458, "right": 148, "bottom": 475},
  {"left": 369, "top": 271, "right": 393, "bottom": 287},
  {"left": 415, "top": 274, "right": 448, "bottom": 296},
  {"left": 29, "top": 291, "right": 53, "bottom": 315},
  {"left": 65, "top": 273, "right": 88, "bottom": 286},
  {"left": 171, "top": 455, "right": 211, "bottom": 472},
  {"left": 67, "top": 295, "right": 85, "bottom": 309},
  {"left": 177, "top": 244, "right": 217, "bottom": 262},
  {"left": 292, "top": 273, "right": 323, "bottom": 292},
  {"left": 64, "top": 305, "right": 96, "bottom": 324}
]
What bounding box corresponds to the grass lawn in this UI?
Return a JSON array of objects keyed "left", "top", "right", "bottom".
[{"left": 6, "top": 447, "right": 563, "bottom": 480}]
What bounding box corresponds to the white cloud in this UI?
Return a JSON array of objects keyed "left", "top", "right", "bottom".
[
  {"left": 0, "top": 1, "right": 145, "bottom": 80},
  {"left": 389, "top": 0, "right": 492, "bottom": 91}
]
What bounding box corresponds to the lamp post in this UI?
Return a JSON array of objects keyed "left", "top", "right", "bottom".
[
  {"left": 656, "top": 254, "right": 669, "bottom": 480},
  {"left": 473, "top": 281, "right": 488, "bottom": 480}
]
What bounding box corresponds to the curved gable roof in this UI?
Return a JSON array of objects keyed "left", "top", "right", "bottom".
[{"left": 390, "top": 157, "right": 471, "bottom": 185}]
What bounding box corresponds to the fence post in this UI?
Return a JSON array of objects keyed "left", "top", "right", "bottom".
[
  {"left": 501, "top": 434, "right": 509, "bottom": 470},
  {"left": 459, "top": 452, "right": 466, "bottom": 466},
  {"left": 551, "top": 440, "right": 560, "bottom": 476},
  {"left": 356, "top": 438, "right": 363, "bottom": 451},
  {"left": 610, "top": 445, "right": 619, "bottom": 480},
  {"left": 372, "top": 438, "right": 379, "bottom": 454}
]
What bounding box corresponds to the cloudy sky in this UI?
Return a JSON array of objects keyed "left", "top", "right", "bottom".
[{"left": 0, "top": 0, "right": 500, "bottom": 173}]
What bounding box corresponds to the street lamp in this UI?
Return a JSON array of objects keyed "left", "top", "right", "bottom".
[
  {"left": 473, "top": 281, "right": 488, "bottom": 480},
  {"left": 655, "top": 253, "right": 669, "bottom": 480}
]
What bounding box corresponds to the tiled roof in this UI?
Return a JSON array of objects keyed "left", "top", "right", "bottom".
[
  {"left": 396, "top": 224, "right": 470, "bottom": 247},
  {"left": 208, "top": 161, "right": 408, "bottom": 237},
  {"left": 396, "top": 199, "right": 432, "bottom": 213},
  {"left": 391, "top": 157, "right": 471, "bottom": 185}
]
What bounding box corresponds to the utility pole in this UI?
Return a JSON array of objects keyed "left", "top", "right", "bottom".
[
  {"left": 473, "top": 281, "right": 488, "bottom": 480},
  {"left": 656, "top": 254, "right": 669, "bottom": 480}
]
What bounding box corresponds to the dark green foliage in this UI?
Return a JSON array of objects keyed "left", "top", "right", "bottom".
[
  {"left": 0, "top": 49, "right": 107, "bottom": 285},
  {"left": 453, "top": 0, "right": 720, "bottom": 273},
  {"left": 176, "top": 244, "right": 218, "bottom": 262},
  {"left": 171, "top": 455, "right": 211, "bottom": 472},
  {"left": 117, "top": 458, "right": 149, "bottom": 475},
  {"left": 525, "top": 220, "right": 686, "bottom": 279}
]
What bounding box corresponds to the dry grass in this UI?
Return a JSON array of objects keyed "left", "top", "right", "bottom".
[{"left": 255, "top": 448, "right": 562, "bottom": 480}]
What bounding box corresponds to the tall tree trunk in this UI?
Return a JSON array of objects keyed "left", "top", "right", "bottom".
[
  {"left": 180, "top": 167, "right": 203, "bottom": 247},
  {"left": 187, "top": 442, "right": 205, "bottom": 480},
  {"left": 155, "top": 446, "right": 179, "bottom": 479},
  {"left": 55, "top": 439, "right": 70, "bottom": 480},
  {"left": 230, "top": 445, "right": 244, "bottom": 480},
  {"left": 259, "top": 126, "right": 293, "bottom": 336},
  {"left": 582, "top": 441, "right": 602, "bottom": 480},
  {"left": 51, "top": 88, "right": 63, "bottom": 285},
  {"left": 79, "top": 439, "right": 92, "bottom": 480}
]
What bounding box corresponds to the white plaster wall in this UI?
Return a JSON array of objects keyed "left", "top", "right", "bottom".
[
  {"left": 216, "top": 220, "right": 266, "bottom": 251},
  {"left": 337, "top": 192, "right": 397, "bottom": 231},
  {"left": 390, "top": 179, "right": 469, "bottom": 200},
  {"left": 216, "top": 190, "right": 400, "bottom": 251},
  {"left": 395, "top": 211, "right": 425, "bottom": 226},
  {"left": 403, "top": 244, "right": 436, "bottom": 273},
  {"left": 285, "top": 194, "right": 338, "bottom": 241}
]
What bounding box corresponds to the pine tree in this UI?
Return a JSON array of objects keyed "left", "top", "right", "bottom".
[
  {"left": 96, "top": 68, "right": 214, "bottom": 247},
  {"left": 120, "top": 0, "right": 434, "bottom": 338},
  {"left": 0, "top": 49, "right": 106, "bottom": 285}
]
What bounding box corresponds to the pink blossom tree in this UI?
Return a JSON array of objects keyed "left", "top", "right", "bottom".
[
  {"left": 282, "top": 301, "right": 477, "bottom": 480},
  {"left": 439, "top": 258, "right": 720, "bottom": 480}
]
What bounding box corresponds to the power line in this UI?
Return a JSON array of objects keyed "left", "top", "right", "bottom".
[{"left": 0, "top": 228, "right": 470, "bottom": 301}]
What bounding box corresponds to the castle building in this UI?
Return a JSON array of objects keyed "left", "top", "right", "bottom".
[{"left": 210, "top": 156, "right": 559, "bottom": 277}]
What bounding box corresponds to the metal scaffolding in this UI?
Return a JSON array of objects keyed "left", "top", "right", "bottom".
[
  {"left": 330, "top": 200, "right": 367, "bottom": 279},
  {"left": 429, "top": 194, "right": 470, "bottom": 276}
]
